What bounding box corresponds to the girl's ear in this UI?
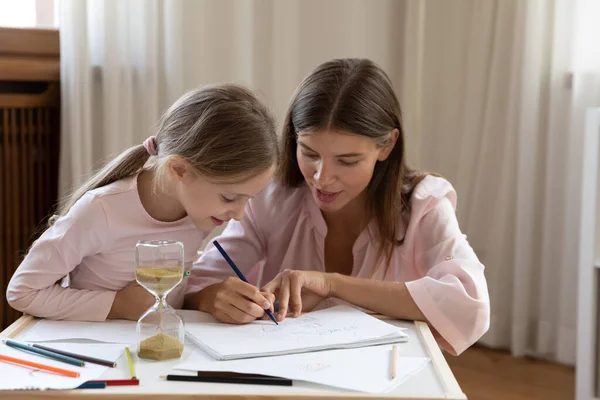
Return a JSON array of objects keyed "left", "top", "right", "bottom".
[
  {"left": 377, "top": 128, "right": 400, "bottom": 161},
  {"left": 166, "top": 156, "right": 189, "bottom": 182}
]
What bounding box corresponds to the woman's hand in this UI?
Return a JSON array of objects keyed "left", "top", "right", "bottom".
[
  {"left": 190, "top": 277, "right": 275, "bottom": 324},
  {"left": 262, "top": 270, "right": 332, "bottom": 321},
  {"left": 108, "top": 280, "right": 156, "bottom": 320}
]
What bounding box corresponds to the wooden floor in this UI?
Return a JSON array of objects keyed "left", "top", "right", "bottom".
[{"left": 445, "top": 345, "right": 575, "bottom": 400}]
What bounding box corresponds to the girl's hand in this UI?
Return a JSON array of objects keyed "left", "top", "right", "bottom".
[
  {"left": 108, "top": 280, "right": 155, "bottom": 320},
  {"left": 262, "top": 270, "right": 332, "bottom": 321},
  {"left": 197, "top": 277, "right": 275, "bottom": 324}
]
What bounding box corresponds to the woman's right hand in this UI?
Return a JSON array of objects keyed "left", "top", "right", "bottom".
[
  {"left": 194, "top": 277, "right": 275, "bottom": 324},
  {"left": 107, "top": 280, "right": 155, "bottom": 320}
]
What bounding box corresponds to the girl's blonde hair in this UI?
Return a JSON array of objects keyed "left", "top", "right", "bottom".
[{"left": 51, "top": 83, "right": 277, "bottom": 225}]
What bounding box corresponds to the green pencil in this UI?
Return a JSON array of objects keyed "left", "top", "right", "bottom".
[{"left": 3, "top": 339, "right": 85, "bottom": 367}]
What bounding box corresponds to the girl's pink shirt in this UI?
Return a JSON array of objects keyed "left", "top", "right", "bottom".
[{"left": 7, "top": 175, "right": 207, "bottom": 321}]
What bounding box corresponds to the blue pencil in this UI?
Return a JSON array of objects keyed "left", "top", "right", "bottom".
[
  {"left": 213, "top": 240, "right": 278, "bottom": 325},
  {"left": 77, "top": 381, "right": 107, "bottom": 390},
  {"left": 3, "top": 339, "right": 85, "bottom": 367}
]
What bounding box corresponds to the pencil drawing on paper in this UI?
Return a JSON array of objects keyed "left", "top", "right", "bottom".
[
  {"left": 261, "top": 325, "right": 282, "bottom": 333},
  {"left": 300, "top": 362, "right": 331, "bottom": 372},
  {"left": 258, "top": 319, "right": 360, "bottom": 339}
]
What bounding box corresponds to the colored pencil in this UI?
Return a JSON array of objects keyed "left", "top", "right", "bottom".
[
  {"left": 76, "top": 381, "right": 106, "bottom": 389},
  {"left": 32, "top": 343, "right": 116, "bottom": 368},
  {"left": 213, "top": 240, "right": 278, "bottom": 325},
  {"left": 124, "top": 347, "right": 136, "bottom": 379},
  {"left": 88, "top": 379, "right": 139, "bottom": 386},
  {"left": 3, "top": 340, "right": 84, "bottom": 367},
  {"left": 0, "top": 353, "right": 80, "bottom": 378},
  {"left": 391, "top": 344, "right": 398, "bottom": 379}
]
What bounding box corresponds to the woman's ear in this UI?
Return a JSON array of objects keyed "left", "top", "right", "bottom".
[{"left": 377, "top": 128, "right": 400, "bottom": 161}]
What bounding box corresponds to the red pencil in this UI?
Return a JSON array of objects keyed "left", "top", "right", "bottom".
[{"left": 88, "top": 379, "right": 139, "bottom": 386}]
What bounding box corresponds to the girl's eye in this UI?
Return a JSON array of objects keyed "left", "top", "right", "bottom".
[
  {"left": 221, "top": 195, "right": 236, "bottom": 203},
  {"left": 339, "top": 160, "right": 359, "bottom": 166}
]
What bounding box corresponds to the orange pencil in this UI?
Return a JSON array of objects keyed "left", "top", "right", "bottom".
[{"left": 0, "top": 354, "right": 80, "bottom": 378}]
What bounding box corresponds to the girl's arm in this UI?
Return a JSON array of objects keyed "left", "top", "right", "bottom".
[
  {"left": 6, "top": 193, "right": 116, "bottom": 321},
  {"left": 184, "top": 195, "right": 271, "bottom": 323}
]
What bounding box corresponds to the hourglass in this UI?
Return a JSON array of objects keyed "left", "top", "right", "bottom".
[{"left": 135, "top": 240, "right": 185, "bottom": 361}]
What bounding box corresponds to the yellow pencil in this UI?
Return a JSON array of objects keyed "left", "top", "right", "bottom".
[{"left": 124, "top": 347, "right": 136, "bottom": 379}]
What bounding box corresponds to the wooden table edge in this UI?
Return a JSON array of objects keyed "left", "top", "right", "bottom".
[
  {"left": 1, "top": 314, "right": 35, "bottom": 339},
  {"left": 414, "top": 321, "right": 466, "bottom": 400}
]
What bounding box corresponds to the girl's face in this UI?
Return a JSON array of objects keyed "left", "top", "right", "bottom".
[
  {"left": 296, "top": 129, "right": 397, "bottom": 215},
  {"left": 172, "top": 164, "right": 275, "bottom": 231}
]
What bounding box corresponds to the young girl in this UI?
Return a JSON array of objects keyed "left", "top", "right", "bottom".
[
  {"left": 185, "top": 59, "right": 490, "bottom": 356},
  {"left": 7, "top": 84, "right": 278, "bottom": 322}
]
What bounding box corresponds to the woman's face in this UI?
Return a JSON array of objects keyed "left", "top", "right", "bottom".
[{"left": 296, "top": 129, "right": 397, "bottom": 214}]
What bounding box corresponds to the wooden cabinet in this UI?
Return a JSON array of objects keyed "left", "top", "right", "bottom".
[{"left": 0, "top": 27, "right": 60, "bottom": 330}]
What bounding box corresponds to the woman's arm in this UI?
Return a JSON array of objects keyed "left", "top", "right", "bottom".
[
  {"left": 329, "top": 274, "right": 426, "bottom": 321},
  {"left": 262, "top": 269, "right": 425, "bottom": 321},
  {"left": 263, "top": 182, "right": 490, "bottom": 355}
]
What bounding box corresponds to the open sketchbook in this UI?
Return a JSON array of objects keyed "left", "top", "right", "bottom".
[{"left": 185, "top": 305, "right": 409, "bottom": 360}]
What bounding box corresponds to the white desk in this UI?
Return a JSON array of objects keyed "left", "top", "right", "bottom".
[{"left": 1, "top": 316, "right": 466, "bottom": 399}]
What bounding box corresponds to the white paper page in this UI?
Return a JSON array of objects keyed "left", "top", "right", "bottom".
[
  {"left": 185, "top": 305, "right": 408, "bottom": 360},
  {"left": 21, "top": 319, "right": 138, "bottom": 344},
  {"left": 174, "top": 344, "right": 429, "bottom": 393},
  {"left": 0, "top": 342, "right": 124, "bottom": 390},
  {"left": 19, "top": 310, "right": 210, "bottom": 344}
]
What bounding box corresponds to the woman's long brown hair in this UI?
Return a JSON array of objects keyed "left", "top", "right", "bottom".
[{"left": 278, "top": 58, "right": 428, "bottom": 266}]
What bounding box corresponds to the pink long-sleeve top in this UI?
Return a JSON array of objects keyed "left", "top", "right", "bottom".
[
  {"left": 189, "top": 175, "right": 490, "bottom": 355},
  {"left": 6, "top": 175, "right": 207, "bottom": 321}
]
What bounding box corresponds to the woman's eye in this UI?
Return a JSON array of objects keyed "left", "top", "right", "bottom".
[
  {"left": 221, "top": 195, "right": 236, "bottom": 203},
  {"left": 339, "top": 160, "right": 359, "bottom": 166}
]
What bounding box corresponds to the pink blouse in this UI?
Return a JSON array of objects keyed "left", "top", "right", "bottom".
[{"left": 189, "top": 176, "right": 490, "bottom": 355}]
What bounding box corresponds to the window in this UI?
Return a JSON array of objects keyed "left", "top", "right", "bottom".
[
  {"left": 574, "top": 0, "right": 600, "bottom": 72},
  {"left": 0, "top": 0, "right": 58, "bottom": 28}
]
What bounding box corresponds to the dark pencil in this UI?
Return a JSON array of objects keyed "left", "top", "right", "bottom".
[
  {"left": 161, "top": 373, "right": 293, "bottom": 386},
  {"left": 213, "top": 240, "right": 279, "bottom": 325},
  {"left": 32, "top": 343, "right": 116, "bottom": 368}
]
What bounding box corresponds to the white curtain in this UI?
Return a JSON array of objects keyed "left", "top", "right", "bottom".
[
  {"left": 59, "top": 0, "right": 600, "bottom": 365},
  {"left": 59, "top": 0, "right": 405, "bottom": 196},
  {"left": 58, "top": 0, "right": 404, "bottom": 250},
  {"left": 58, "top": 0, "right": 185, "bottom": 194},
  {"left": 402, "top": 0, "right": 600, "bottom": 365}
]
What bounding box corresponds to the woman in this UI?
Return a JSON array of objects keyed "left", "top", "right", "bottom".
[{"left": 185, "top": 59, "right": 490, "bottom": 355}]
